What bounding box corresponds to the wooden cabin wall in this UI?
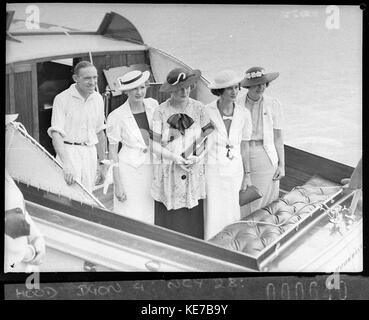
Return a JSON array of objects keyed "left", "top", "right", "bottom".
[
  {"left": 79, "top": 51, "right": 151, "bottom": 113},
  {"left": 6, "top": 50, "right": 172, "bottom": 151},
  {"left": 5, "top": 74, "right": 11, "bottom": 114},
  {"left": 79, "top": 50, "right": 170, "bottom": 113},
  {"left": 6, "top": 64, "right": 38, "bottom": 141}
]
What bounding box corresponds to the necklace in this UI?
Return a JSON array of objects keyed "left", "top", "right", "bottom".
[
  {"left": 217, "top": 101, "right": 235, "bottom": 160},
  {"left": 247, "top": 94, "right": 261, "bottom": 103}
]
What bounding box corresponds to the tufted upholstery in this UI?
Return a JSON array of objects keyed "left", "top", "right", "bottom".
[{"left": 208, "top": 176, "right": 341, "bottom": 256}]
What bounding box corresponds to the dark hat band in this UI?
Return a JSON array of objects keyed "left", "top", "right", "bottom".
[
  {"left": 120, "top": 73, "right": 143, "bottom": 85},
  {"left": 168, "top": 72, "right": 189, "bottom": 85}
]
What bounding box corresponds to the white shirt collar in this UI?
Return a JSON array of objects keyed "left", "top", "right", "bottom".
[{"left": 70, "top": 83, "right": 93, "bottom": 101}]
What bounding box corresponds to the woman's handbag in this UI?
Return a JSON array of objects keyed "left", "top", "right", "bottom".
[{"left": 239, "top": 185, "right": 263, "bottom": 206}]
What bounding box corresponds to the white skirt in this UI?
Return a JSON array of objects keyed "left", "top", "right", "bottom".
[
  {"left": 204, "top": 165, "right": 243, "bottom": 240},
  {"left": 241, "top": 144, "right": 279, "bottom": 218},
  {"left": 113, "top": 162, "right": 154, "bottom": 224}
]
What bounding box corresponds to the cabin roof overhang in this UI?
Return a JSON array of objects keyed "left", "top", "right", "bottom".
[{"left": 6, "top": 34, "right": 148, "bottom": 65}]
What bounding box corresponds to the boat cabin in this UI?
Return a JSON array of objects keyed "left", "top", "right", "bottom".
[{"left": 6, "top": 11, "right": 212, "bottom": 156}]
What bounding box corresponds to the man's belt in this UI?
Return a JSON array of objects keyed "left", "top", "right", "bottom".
[{"left": 64, "top": 141, "right": 88, "bottom": 146}]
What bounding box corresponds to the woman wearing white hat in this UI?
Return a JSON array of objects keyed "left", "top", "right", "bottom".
[
  {"left": 204, "top": 70, "right": 253, "bottom": 240},
  {"left": 237, "top": 67, "right": 285, "bottom": 216},
  {"left": 106, "top": 70, "right": 158, "bottom": 224}
]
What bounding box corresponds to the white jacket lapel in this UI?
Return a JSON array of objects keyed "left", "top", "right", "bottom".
[
  {"left": 144, "top": 99, "right": 157, "bottom": 130},
  {"left": 121, "top": 101, "right": 145, "bottom": 146},
  {"left": 228, "top": 103, "right": 242, "bottom": 142},
  {"left": 209, "top": 101, "right": 228, "bottom": 138}
]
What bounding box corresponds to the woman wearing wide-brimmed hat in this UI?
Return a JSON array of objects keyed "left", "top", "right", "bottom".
[
  {"left": 237, "top": 67, "right": 285, "bottom": 216},
  {"left": 150, "top": 67, "right": 213, "bottom": 239},
  {"left": 204, "top": 70, "right": 253, "bottom": 240},
  {"left": 105, "top": 70, "right": 159, "bottom": 224}
]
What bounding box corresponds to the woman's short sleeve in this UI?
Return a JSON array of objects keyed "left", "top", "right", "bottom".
[
  {"left": 242, "top": 108, "right": 252, "bottom": 141},
  {"left": 199, "top": 103, "right": 210, "bottom": 128},
  {"left": 106, "top": 112, "right": 121, "bottom": 145},
  {"left": 272, "top": 98, "right": 284, "bottom": 129},
  {"left": 152, "top": 108, "right": 163, "bottom": 142}
]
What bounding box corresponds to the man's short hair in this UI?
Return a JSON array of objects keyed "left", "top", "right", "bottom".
[{"left": 74, "top": 61, "right": 94, "bottom": 75}]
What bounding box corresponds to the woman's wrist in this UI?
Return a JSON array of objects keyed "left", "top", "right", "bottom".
[{"left": 23, "top": 244, "right": 36, "bottom": 262}]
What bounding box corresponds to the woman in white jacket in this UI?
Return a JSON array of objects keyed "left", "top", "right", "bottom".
[
  {"left": 237, "top": 67, "right": 285, "bottom": 217},
  {"left": 106, "top": 70, "right": 158, "bottom": 224},
  {"left": 204, "top": 70, "right": 252, "bottom": 240}
]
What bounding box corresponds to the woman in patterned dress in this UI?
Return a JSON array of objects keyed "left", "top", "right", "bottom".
[{"left": 151, "top": 67, "right": 213, "bottom": 239}]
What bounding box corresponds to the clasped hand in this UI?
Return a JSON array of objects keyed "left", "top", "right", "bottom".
[{"left": 174, "top": 155, "right": 201, "bottom": 171}]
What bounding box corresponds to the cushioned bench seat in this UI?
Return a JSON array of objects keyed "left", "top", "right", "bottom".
[{"left": 208, "top": 175, "right": 342, "bottom": 256}]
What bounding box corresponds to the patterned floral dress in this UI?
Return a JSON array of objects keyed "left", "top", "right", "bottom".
[{"left": 151, "top": 98, "right": 210, "bottom": 239}]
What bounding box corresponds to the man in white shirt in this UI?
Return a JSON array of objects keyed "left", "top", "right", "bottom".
[{"left": 48, "top": 61, "right": 107, "bottom": 192}]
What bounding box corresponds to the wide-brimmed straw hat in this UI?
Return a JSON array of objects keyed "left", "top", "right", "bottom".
[
  {"left": 160, "top": 68, "right": 201, "bottom": 93},
  {"left": 241, "top": 67, "right": 279, "bottom": 87},
  {"left": 6, "top": 114, "right": 18, "bottom": 125},
  {"left": 208, "top": 69, "right": 244, "bottom": 89},
  {"left": 117, "top": 70, "right": 150, "bottom": 91}
]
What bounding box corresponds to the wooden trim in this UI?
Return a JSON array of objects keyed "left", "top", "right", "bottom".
[
  {"left": 14, "top": 64, "right": 32, "bottom": 73},
  {"left": 8, "top": 71, "right": 16, "bottom": 114},
  {"left": 284, "top": 145, "right": 353, "bottom": 183},
  {"left": 8, "top": 63, "right": 32, "bottom": 73},
  {"left": 17, "top": 182, "right": 259, "bottom": 270},
  {"left": 31, "top": 63, "right": 39, "bottom": 142},
  {"left": 7, "top": 49, "right": 148, "bottom": 67},
  {"left": 10, "top": 31, "right": 97, "bottom": 36},
  {"left": 93, "top": 50, "right": 147, "bottom": 58}
]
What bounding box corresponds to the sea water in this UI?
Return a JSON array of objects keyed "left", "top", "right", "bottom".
[{"left": 8, "top": 3, "right": 362, "bottom": 166}]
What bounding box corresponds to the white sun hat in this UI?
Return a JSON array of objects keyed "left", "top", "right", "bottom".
[
  {"left": 117, "top": 70, "right": 150, "bottom": 91},
  {"left": 207, "top": 69, "right": 244, "bottom": 89}
]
